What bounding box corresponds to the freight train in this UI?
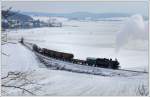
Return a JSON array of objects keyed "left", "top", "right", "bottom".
[{"left": 32, "top": 44, "right": 120, "bottom": 69}]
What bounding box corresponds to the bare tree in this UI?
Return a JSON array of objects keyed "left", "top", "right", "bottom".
[
  {"left": 1, "top": 7, "right": 18, "bottom": 58},
  {"left": 2, "top": 7, "right": 13, "bottom": 43},
  {"left": 1, "top": 71, "right": 42, "bottom": 96},
  {"left": 136, "top": 84, "right": 149, "bottom": 96}
]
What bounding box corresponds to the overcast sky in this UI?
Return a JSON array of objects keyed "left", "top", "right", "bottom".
[{"left": 2, "top": 1, "right": 149, "bottom": 16}]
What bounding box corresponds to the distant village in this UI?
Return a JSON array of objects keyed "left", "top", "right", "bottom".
[
  {"left": 2, "top": 18, "right": 62, "bottom": 29},
  {"left": 2, "top": 8, "right": 62, "bottom": 30}
]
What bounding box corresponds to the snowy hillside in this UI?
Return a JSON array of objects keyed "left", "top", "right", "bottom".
[
  {"left": 1, "top": 42, "right": 148, "bottom": 96},
  {"left": 2, "top": 0, "right": 149, "bottom": 96},
  {"left": 2, "top": 17, "right": 148, "bottom": 96}
]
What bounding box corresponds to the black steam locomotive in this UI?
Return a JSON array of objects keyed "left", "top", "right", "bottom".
[
  {"left": 32, "top": 44, "right": 120, "bottom": 69},
  {"left": 86, "top": 57, "right": 119, "bottom": 69}
]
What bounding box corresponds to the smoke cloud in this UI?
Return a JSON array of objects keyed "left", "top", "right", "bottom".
[{"left": 115, "top": 14, "right": 148, "bottom": 52}]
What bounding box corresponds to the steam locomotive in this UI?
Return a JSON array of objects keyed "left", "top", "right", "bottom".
[{"left": 32, "top": 44, "right": 120, "bottom": 69}]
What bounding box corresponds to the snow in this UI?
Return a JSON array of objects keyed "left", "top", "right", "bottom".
[
  {"left": 33, "top": 69, "right": 148, "bottom": 96},
  {"left": 2, "top": 18, "right": 149, "bottom": 96},
  {"left": 7, "top": 20, "right": 148, "bottom": 70},
  {"left": 1, "top": 43, "right": 40, "bottom": 76},
  {"left": 2, "top": 42, "right": 148, "bottom": 96}
]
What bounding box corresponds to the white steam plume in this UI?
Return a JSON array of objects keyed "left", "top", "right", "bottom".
[{"left": 115, "top": 14, "right": 148, "bottom": 52}]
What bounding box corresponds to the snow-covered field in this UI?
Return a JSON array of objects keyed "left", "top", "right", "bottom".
[
  {"left": 1, "top": 43, "right": 148, "bottom": 96},
  {"left": 7, "top": 19, "right": 148, "bottom": 70},
  {"left": 2, "top": 18, "right": 149, "bottom": 96}
]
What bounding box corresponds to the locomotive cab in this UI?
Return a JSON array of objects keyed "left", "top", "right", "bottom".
[{"left": 86, "top": 57, "right": 97, "bottom": 66}]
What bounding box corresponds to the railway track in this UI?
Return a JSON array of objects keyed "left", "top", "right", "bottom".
[
  {"left": 118, "top": 69, "right": 148, "bottom": 73},
  {"left": 21, "top": 41, "right": 148, "bottom": 76}
]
